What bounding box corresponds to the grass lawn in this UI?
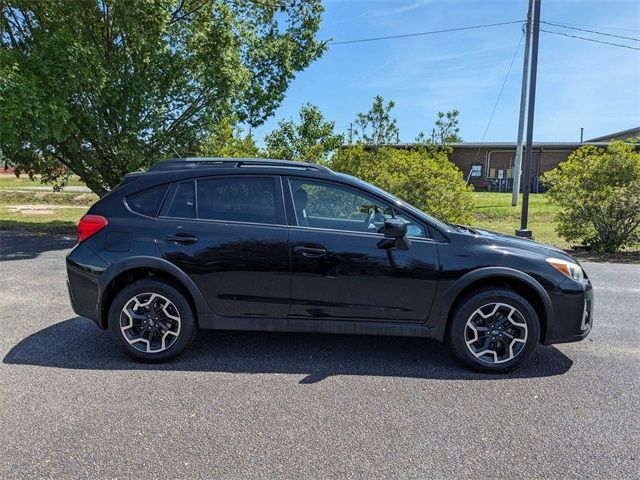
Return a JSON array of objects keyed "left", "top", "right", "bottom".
[
  {"left": 0, "top": 186, "right": 566, "bottom": 247},
  {"left": 471, "top": 192, "right": 567, "bottom": 248},
  {"left": 0, "top": 173, "right": 87, "bottom": 190},
  {"left": 0, "top": 190, "right": 97, "bottom": 233},
  {"left": 2, "top": 187, "right": 639, "bottom": 261}
]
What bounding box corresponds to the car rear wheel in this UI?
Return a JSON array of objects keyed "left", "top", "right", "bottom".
[
  {"left": 108, "top": 279, "right": 197, "bottom": 362},
  {"left": 447, "top": 288, "right": 540, "bottom": 373}
]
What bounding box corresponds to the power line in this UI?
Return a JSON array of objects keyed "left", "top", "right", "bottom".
[
  {"left": 481, "top": 35, "right": 524, "bottom": 142},
  {"left": 330, "top": 20, "right": 524, "bottom": 45},
  {"left": 541, "top": 29, "right": 640, "bottom": 51},
  {"left": 545, "top": 20, "right": 640, "bottom": 34},
  {"left": 541, "top": 21, "right": 640, "bottom": 42},
  {"left": 471, "top": 32, "right": 524, "bottom": 166}
]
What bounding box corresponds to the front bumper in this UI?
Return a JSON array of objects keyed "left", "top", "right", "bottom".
[{"left": 543, "top": 278, "right": 594, "bottom": 345}]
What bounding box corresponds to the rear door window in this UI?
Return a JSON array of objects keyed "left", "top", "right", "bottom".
[
  {"left": 166, "top": 181, "right": 196, "bottom": 219},
  {"left": 197, "top": 177, "right": 277, "bottom": 225}
]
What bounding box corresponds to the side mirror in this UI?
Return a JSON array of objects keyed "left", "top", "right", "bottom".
[
  {"left": 379, "top": 218, "right": 411, "bottom": 250},
  {"left": 383, "top": 218, "right": 407, "bottom": 238}
]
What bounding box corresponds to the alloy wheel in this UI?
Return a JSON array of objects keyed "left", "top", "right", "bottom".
[
  {"left": 464, "top": 302, "right": 528, "bottom": 364},
  {"left": 120, "top": 293, "right": 181, "bottom": 353}
]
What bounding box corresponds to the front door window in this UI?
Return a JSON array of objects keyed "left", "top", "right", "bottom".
[{"left": 288, "top": 178, "right": 425, "bottom": 238}]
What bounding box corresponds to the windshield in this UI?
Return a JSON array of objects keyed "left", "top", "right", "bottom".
[{"left": 336, "top": 173, "right": 451, "bottom": 230}]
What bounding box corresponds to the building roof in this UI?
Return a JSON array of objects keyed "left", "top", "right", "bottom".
[
  {"left": 362, "top": 127, "right": 639, "bottom": 150},
  {"left": 586, "top": 126, "right": 640, "bottom": 142}
]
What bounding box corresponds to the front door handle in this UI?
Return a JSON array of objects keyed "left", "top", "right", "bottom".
[
  {"left": 166, "top": 232, "right": 198, "bottom": 244},
  {"left": 294, "top": 246, "right": 327, "bottom": 258}
]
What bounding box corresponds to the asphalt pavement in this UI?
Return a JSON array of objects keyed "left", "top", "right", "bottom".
[{"left": 1, "top": 230, "right": 639, "bottom": 479}]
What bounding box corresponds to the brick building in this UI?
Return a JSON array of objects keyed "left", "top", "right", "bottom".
[
  {"left": 447, "top": 141, "right": 609, "bottom": 192},
  {"left": 390, "top": 126, "right": 640, "bottom": 192}
]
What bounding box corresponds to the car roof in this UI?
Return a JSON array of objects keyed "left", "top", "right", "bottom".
[
  {"left": 147, "top": 157, "right": 333, "bottom": 174},
  {"left": 107, "top": 157, "right": 448, "bottom": 232},
  {"left": 117, "top": 157, "right": 341, "bottom": 193}
]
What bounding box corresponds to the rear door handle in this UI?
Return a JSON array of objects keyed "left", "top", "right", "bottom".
[
  {"left": 294, "top": 246, "right": 327, "bottom": 258},
  {"left": 166, "top": 232, "right": 198, "bottom": 244}
]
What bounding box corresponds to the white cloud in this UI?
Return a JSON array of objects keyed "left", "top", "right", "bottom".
[{"left": 373, "top": 0, "right": 437, "bottom": 16}]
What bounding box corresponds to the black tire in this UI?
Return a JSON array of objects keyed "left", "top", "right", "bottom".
[
  {"left": 108, "top": 279, "right": 197, "bottom": 363},
  {"left": 447, "top": 288, "right": 540, "bottom": 373}
]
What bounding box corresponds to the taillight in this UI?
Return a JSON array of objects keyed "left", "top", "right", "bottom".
[{"left": 77, "top": 214, "right": 109, "bottom": 243}]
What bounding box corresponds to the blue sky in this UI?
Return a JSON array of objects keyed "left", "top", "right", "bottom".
[{"left": 253, "top": 0, "right": 640, "bottom": 144}]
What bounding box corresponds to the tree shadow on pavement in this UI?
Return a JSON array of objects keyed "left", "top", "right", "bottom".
[
  {"left": 0, "top": 229, "right": 76, "bottom": 261},
  {"left": 4, "top": 317, "right": 574, "bottom": 383}
]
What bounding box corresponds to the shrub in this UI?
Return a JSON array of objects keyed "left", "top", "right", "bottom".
[
  {"left": 541, "top": 141, "right": 640, "bottom": 253},
  {"left": 330, "top": 145, "right": 474, "bottom": 224}
]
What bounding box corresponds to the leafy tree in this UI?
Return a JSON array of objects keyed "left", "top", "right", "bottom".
[
  {"left": 0, "top": 0, "right": 325, "bottom": 195},
  {"left": 263, "top": 103, "right": 342, "bottom": 163},
  {"left": 542, "top": 140, "right": 640, "bottom": 253},
  {"left": 433, "top": 109, "right": 462, "bottom": 144},
  {"left": 353, "top": 95, "right": 399, "bottom": 145},
  {"left": 416, "top": 110, "right": 461, "bottom": 145},
  {"left": 331, "top": 144, "right": 474, "bottom": 224},
  {"left": 199, "top": 117, "right": 259, "bottom": 158}
]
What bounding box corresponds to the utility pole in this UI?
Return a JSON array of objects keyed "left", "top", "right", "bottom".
[
  {"left": 580, "top": 127, "right": 584, "bottom": 143},
  {"left": 511, "top": 0, "right": 534, "bottom": 206},
  {"left": 516, "top": 0, "right": 541, "bottom": 238},
  {"left": 348, "top": 122, "right": 354, "bottom": 144}
]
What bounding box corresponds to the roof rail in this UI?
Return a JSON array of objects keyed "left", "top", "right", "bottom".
[{"left": 148, "top": 157, "right": 333, "bottom": 173}]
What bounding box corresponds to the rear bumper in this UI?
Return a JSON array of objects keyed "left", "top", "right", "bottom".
[
  {"left": 66, "top": 243, "right": 110, "bottom": 328},
  {"left": 543, "top": 279, "right": 594, "bottom": 345}
]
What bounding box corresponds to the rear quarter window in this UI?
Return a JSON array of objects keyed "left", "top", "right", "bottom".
[{"left": 126, "top": 184, "right": 169, "bottom": 217}]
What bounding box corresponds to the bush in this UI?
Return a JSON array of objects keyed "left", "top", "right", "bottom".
[
  {"left": 330, "top": 145, "right": 474, "bottom": 224},
  {"left": 542, "top": 141, "right": 640, "bottom": 253}
]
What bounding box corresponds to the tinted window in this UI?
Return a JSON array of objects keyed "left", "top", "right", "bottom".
[
  {"left": 197, "top": 177, "right": 277, "bottom": 224},
  {"left": 167, "top": 181, "right": 195, "bottom": 218},
  {"left": 289, "top": 179, "right": 425, "bottom": 237},
  {"left": 126, "top": 184, "right": 168, "bottom": 217}
]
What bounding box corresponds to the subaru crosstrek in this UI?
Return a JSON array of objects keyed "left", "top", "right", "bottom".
[{"left": 66, "top": 158, "right": 593, "bottom": 372}]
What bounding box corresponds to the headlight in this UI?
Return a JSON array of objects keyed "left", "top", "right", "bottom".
[{"left": 546, "top": 257, "right": 584, "bottom": 282}]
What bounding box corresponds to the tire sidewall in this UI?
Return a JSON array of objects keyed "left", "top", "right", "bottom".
[
  {"left": 108, "top": 279, "right": 196, "bottom": 363},
  {"left": 448, "top": 289, "right": 540, "bottom": 373}
]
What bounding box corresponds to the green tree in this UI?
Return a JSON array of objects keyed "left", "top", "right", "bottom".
[
  {"left": 416, "top": 110, "right": 462, "bottom": 145},
  {"left": 330, "top": 144, "right": 474, "bottom": 224},
  {"left": 353, "top": 95, "right": 399, "bottom": 145},
  {"left": 542, "top": 140, "right": 640, "bottom": 253},
  {"left": 0, "top": 0, "right": 325, "bottom": 195},
  {"left": 263, "top": 103, "right": 343, "bottom": 163},
  {"left": 199, "top": 117, "right": 259, "bottom": 158}
]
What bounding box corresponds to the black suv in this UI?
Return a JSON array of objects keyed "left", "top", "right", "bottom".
[{"left": 66, "top": 158, "right": 593, "bottom": 372}]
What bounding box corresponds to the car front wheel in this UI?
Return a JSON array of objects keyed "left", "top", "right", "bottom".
[
  {"left": 448, "top": 288, "right": 540, "bottom": 373},
  {"left": 108, "top": 279, "right": 197, "bottom": 362}
]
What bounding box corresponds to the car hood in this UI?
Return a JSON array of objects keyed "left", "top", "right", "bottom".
[{"left": 470, "top": 227, "right": 575, "bottom": 261}]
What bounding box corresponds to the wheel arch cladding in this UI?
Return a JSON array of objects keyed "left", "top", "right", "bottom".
[
  {"left": 439, "top": 268, "right": 552, "bottom": 344},
  {"left": 98, "top": 258, "right": 210, "bottom": 329}
]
